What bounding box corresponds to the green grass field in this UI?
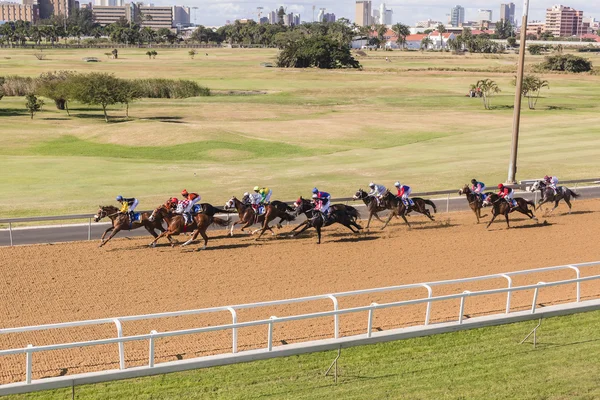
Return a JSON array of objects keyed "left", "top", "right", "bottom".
[
  {"left": 6, "top": 310, "right": 600, "bottom": 399},
  {"left": 1, "top": 48, "right": 599, "bottom": 217}
]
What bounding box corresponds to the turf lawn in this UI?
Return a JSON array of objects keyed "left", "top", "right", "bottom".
[
  {"left": 5, "top": 310, "right": 600, "bottom": 399},
  {"left": 0, "top": 48, "right": 599, "bottom": 217}
]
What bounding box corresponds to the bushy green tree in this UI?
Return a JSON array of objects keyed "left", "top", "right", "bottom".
[
  {"left": 70, "top": 73, "right": 122, "bottom": 122},
  {"left": 277, "top": 35, "right": 360, "bottom": 69},
  {"left": 25, "top": 94, "right": 44, "bottom": 119},
  {"left": 36, "top": 71, "right": 76, "bottom": 114},
  {"left": 538, "top": 54, "right": 593, "bottom": 73}
]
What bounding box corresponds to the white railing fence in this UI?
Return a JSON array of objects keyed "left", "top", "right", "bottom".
[{"left": 1, "top": 261, "right": 599, "bottom": 391}]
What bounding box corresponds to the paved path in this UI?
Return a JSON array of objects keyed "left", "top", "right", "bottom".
[{"left": 2, "top": 187, "right": 599, "bottom": 247}]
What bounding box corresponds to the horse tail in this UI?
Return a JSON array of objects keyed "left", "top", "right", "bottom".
[
  {"left": 525, "top": 200, "right": 536, "bottom": 207},
  {"left": 212, "top": 217, "right": 230, "bottom": 227},
  {"left": 283, "top": 212, "right": 296, "bottom": 222},
  {"left": 423, "top": 199, "right": 437, "bottom": 213},
  {"left": 343, "top": 205, "right": 361, "bottom": 220},
  {"left": 286, "top": 204, "right": 295, "bottom": 212},
  {"left": 568, "top": 189, "right": 580, "bottom": 199}
]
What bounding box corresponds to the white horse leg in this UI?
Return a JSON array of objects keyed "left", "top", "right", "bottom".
[{"left": 182, "top": 238, "right": 193, "bottom": 246}]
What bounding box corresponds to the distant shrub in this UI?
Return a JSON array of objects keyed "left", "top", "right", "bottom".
[
  {"left": 537, "top": 54, "right": 593, "bottom": 73},
  {"left": 132, "top": 79, "right": 210, "bottom": 98},
  {"left": 2, "top": 75, "right": 37, "bottom": 96}
]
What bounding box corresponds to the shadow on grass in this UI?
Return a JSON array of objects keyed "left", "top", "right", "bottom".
[
  {"left": 547, "top": 105, "right": 574, "bottom": 111},
  {"left": 73, "top": 113, "right": 131, "bottom": 124},
  {"left": 142, "top": 116, "right": 184, "bottom": 121},
  {"left": 0, "top": 109, "right": 28, "bottom": 117},
  {"left": 41, "top": 117, "right": 70, "bottom": 121},
  {"left": 491, "top": 105, "right": 514, "bottom": 110}
]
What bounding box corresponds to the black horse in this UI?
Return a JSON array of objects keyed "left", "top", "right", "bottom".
[
  {"left": 291, "top": 197, "right": 363, "bottom": 244},
  {"left": 483, "top": 193, "right": 537, "bottom": 229}
]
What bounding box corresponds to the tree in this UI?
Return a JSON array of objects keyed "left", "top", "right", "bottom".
[
  {"left": 277, "top": 6, "right": 285, "bottom": 25},
  {"left": 420, "top": 36, "right": 432, "bottom": 51},
  {"left": 25, "top": 94, "right": 44, "bottom": 119},
  {"left": 116, "top": 80, "right": 142, "bottom": 118},
  {"left": 512, "top": 75, "right": 549, "bottom": 109},
  {"left": 437, "top": 24, "right": 447, "bottom": 51},
  {"left": 391, "top": 23, "right": 410, "bottom": 50},
  {"left": 528, "top": 44, "right": 544, "bottom": 55},
  {"left": 0, "top": 77, "right": 5, "bottom": 101},
  {"left": 189, "top": 50, "right": 197, "bottom": 59},
  {"left": 472, "top": 79, "right": 501, "bottom": 110},
  {"left": 277, "top": 34, "right": 360, "bottom": 69},
  {"left": 145, "top": 50, "right": 157, "bottom": 59},
  {"left": 111, "top": 48, "right": 118, "bottom": 59},
  {"left": 71, "top": 73, "right": 122, "bottom": 122},
  {"left": 507, "top": 37, "right": 517, "bottom": 48},
  {"left": 538, "top": 54, "right": 593, "bottom": 73},
  {"left": 37, "top": 71, "right": 76, "bottom": 114}
]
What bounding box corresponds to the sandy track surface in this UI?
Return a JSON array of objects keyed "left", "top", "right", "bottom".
[{"left": 1, "top": 199, "right": 600, "bottom": 384}]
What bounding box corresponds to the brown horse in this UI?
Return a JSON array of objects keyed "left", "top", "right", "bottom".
[
  {"left": 458, "top": 185, "right": 492, "bottom": 224},
  {"left": 94, "top": 205, "right": 165, "bottom": 248},
  {"left": 224, "top": 196, "right": 271, "bottom": 236},
  {"left": 483, "top": 194, "right": 537, "bottom": 229},
  {"left": 255, "top": 201, "right": 297, "bottom": 241},
  {"left": 147, "top": 205, "right": 228, "bottom": 250}
]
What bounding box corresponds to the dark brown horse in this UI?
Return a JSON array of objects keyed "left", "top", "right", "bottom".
[
  {"left": 529, "top": 181, "right": 580, "bottom": 214},
  {"left": 255, "top": 201, "right": 297, "bottom": 241},
  {"left": 483, "top": 194, "right": 537, "bottom": 229},
  {"left": 290, "top": 197, "right": 362, "bottom": 235},
  {"left": 458, "top": 185, "right": 492, "bottom": 224},
  {"left": 94, "top": 205, "right": 165, "bottom": 248},
  {"left": 353, "top": 189, "right": 436, "bottom": 229},
  {"left": 291, "top": 197, "right": 362, "bottom": 244},
  {"left": 147, "top": 205, "right": 228, "bottom": 249}
]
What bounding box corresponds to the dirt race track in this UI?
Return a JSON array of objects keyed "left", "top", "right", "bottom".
[{"left": 1, "top": 199, "right": 600, "bottom": 384}]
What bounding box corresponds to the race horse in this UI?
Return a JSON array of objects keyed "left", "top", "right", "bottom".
[
  {"left": 290, "top": 197, "right": 362, "bottom": 234},
  {"left": 482, "top": 194, "right": 537, "bottom": 229},
  {"left": 94, "top": 205, "right": 165, "bottom": 248},
  {"left": 147, "top": 205, "right": 229, "bottom": 249},
  {"left": 529, "top": 180, "right": 580, "bottom": 214},
  {"left": 225, "top": 196, "right": 293, "bottom": 237},
  {"left": 291, "top": 197, "right": 363, "bottom": 244},
  {"left": 458, "top": 185, "right": 493, "bottom": 224},
  {"left": 353, "top": 189, "right": 436, "bottom": 229}
]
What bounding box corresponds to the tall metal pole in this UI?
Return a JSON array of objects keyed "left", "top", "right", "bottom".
[{"left": 507, "top": 0, "right": 530, "bottom": 184}]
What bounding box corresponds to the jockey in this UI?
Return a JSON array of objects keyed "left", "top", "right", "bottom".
[
  {"left": 248, "top": 191, "right": 263, "bottom": 213},
  {"left": 368, "top": 182, "right": 387, "bottom": 205},
  {"left": 181, "top": 189, "right": 201, "bottom": 217},
  {"left": 254, "top": 186, "right": 272, "bottom": 204},
  {"left": 497, "top": 184, "right": 516, "bottom": 208},
  {"left": 394, "top": 182, "right": 413, "bottom": 207},
  {"left": 471, "top": 178, "right": 487, "bottom": 201},
  {"left": 312, "top": 188, "right": 331, "bottom": 216},
  {"left": 166, "top": 197, "right": 178, "bottom": 210},
  {"left": 116, "top": 195, "right": 138, "bottom": 222},
  {"left": 544, "top": 175, "right": 559, "bottom": 195}
]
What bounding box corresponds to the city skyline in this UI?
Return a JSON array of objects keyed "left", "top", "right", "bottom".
[{"left": 138, "top": 0, "right": 598, "bottom": 26}]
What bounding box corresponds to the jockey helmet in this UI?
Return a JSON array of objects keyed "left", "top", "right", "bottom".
[
  {"left": 253, "top": 186, "right": 259, "bottom": 192},
  {"left": 498, "top": 183, "right": 504, "bottom": 189},
  {"left": 243, "top": 192, "right": 249, "bottom": 197},
  {"left": 171, "top": 197, "right": 178, "bottom": 204},
  {"left": 312, "top": 187, "right": 319, "bottom": 194},
  {"left": 181, "top": 189, "right": 189, "bottom": 197},
  {"left": 394, "top": 182, "right": 401, "bottom": 187},
  {"left": 544, "top": 175, "right": 549, "bottom": 180},
  {"left": 368, "top": 182, "right": 375, "bottom": 188},
  {"left": 116, "top": 195, "right": 123, "bottom": 202},
  {"left": 471, "top": 179, "right": 477, "bottom": 184},
  {"left": 312, "top": 193, "right": 318, "bottom": 199}
]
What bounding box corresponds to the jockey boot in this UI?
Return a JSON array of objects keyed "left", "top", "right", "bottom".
[
  {"left": 185, "top": 212, "right": 192, "bottom": 225},
  {"left": 129, "top": 211, "right": 135, "bottom": 222}
]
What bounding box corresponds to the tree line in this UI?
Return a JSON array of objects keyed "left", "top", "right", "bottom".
[{"left": 0, "top": 72, "right": 209, "bottom": 121}]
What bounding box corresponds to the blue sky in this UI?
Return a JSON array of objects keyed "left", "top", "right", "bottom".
[{"left": 167, "top": 0, "right": 598, "bottom": 27}]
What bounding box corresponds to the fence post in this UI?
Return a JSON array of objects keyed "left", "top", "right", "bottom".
[
  {"left": 148, "top": 330, "right": 157, "bottom": 367},
  {"left": 567, "top": 265, "right": 581, "bottom": 302},
  {"left": 113, "top": 319, "right": 125, "bottom": 369},
  {"left": 88, "top": 218, "right": 92, "bottom": 241},
  {"left": 327, "top": 295, "right": 339, "bottom": 339},
  {"left": 531, "top": 283, "right": 545, "bottom": 313},
  {"left": 422, "top": 284, "right": 433, "bottom": 325},
  {"left": 501, "top": 274, "right": 513, "bottom": 313},
  {"left": 226, "top": 307, "right": 238, "bottom": 353},
  {"left": 268, "top": 316, "right": 277, "bottom": 351},
  {"left": 367, "top": 303, "right": 377, "bottom": 338},
  {"left": 25, "top": 344, "right": 33, "bottom": 384},
  {"left": 458, "top": 291, "right": 470, "bottom": 324},
  {"left": 9, "top": 222, "right": 13, "bottom": 246}
]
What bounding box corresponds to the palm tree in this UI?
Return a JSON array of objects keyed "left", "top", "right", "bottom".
[
  {"left": 391, "top": 22, "right": 410, "bottom": 50},
  {"left": 474, "top": 79, "right": 501, "bottom": 109},
  {"left": 420, "top": 36, "right": 433, "bottom": 51},
  {"left": 437, "top": 23, "right": 447, "bottom": 51}
]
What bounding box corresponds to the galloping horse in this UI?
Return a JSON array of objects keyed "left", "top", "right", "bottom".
[
  {"left": 254, "top": 201, "right": 296, "bottom": 241},
  {"left": 147, "top": 205, "right": 228, "bottom": 249},
  {"left": 289, "top": 197, "right": 361, "bottom": 233},
  {"left": 94, "top": 205, "right": 165, "bottom": 248},
  {"left": 224, "top": 196, "right": 269, "bottom": 236},
  {"left": 353, "top": 189, "right": 436, "bottom": 229},
  {"left": 292, "top": 198, "right": 363, "bottom": 244},
  {"left": 458, "top": 185, "right": 492, "bottom": 223},
  {"left": 483, "top": 194, "right": 537, "bottom": 229},
  {"left": 529, "top": 181, "right": 580, "bottom": 214}
]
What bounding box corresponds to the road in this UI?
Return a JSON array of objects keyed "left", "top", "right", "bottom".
[{"left": 2, "top": 186, "right": 599, "bottom": 247}]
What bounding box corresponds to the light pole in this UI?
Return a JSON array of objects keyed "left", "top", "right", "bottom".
[{"left": 507, "top": 0, "right": 530, "bottom": 184}]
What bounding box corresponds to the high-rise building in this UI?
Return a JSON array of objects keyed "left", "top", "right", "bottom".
[
  {"left": 372, "top": 9, "right": 379, "bottom": 24},
  {"left": 172, "top": 5, "right": 190, "bottom": 26},
  {"left": 500, "top": 2, "right": 515, "bottom": 24},
  {"left": 268, "top": 10, "right": 276, "bottom": 24},
  {"left": 355, "top": 0, "right": 371, "bottom": 27},
  {"left": 545, "top": 5, "right": 583, "bottom": 37},
  {"left": 317, "top": 7, "right": 324, "bottom": 22},
  {"left": 138, "top": 5, "right": 173, "bottom": 29},
  {"left": 92, "top": 4, "right": 134, "bottom": 25},
  {"left": 0, "top": 2, "right": 38, "bottom": 22},
  {"left": 323, "top": 12, "right": 335, "bottom": 22},
  {"left": 450, "top": 5, "right": 464, "bottom": 27},
  {"left": 478, "top": 9, "right": 492, "bottom": 21},
  {"left": 259, "top": 16, "right": 268, "bottom": 24},
  {"left": 382, "top": 7, "right": 392, "bottom": 25}
]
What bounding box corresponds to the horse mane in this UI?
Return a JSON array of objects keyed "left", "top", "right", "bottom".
[{"left": 102, "top": 205, "right": 119, "bottom": 212}]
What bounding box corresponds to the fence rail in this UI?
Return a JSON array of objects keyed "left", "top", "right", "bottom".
[{"left": 2, "top": 261, "right": 599, "bottom": 392}]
